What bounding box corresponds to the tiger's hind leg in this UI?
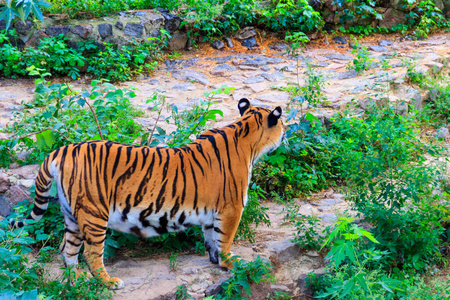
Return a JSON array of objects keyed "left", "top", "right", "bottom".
[
  {"left": 214, "top": 206, "right": 243, "bottom": 269},
  {"left": 60, "top": 215, "right": 88, "bottom": 279},
  {"left": 79, "top": 217, "right": 124, "bottom": 289}
]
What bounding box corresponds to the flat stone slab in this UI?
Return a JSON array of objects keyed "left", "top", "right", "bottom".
[
  {"left": 256, "top": 92, "right": 290, "bottom": 103},
  {"left": 247, "top": 82, "right": 268, "bottom": 93},
  {"left": 213, "top": 64, "right": 237, "bottom": 72},
  {"left": 368, "top": 45, "right": 389, "bottom": 52},
  {"left": 261, "top": 71, "right": 284, "bottom": 82},
  {"left": 171, "top": 69, "right": 209, "bottom": 85},
  {"left": 311, "top": 198, "right": 343, "bottom": 206},
  {"left": 333, "top": 71, "right": 358, "bottom": 80},
  {"left": 240, "top": 56, "right": 284, "bottom": 67},
  {"left": 325, "top": 53, "right": 353, "bottom": 61},
  {"left": 244, "top": 76, "right": 264, "bottom": 84},
  {"left": 172, "top": 82, "right": 196, "bottom": 91},
  {"left": 320, "top": 213, "right": 338, "bottom": 224}
]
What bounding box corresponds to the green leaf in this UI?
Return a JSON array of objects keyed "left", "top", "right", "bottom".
[
  {"left": 238, "top": 280, "right": 252, "bottom": 296},
  {"left": 0, "top": 5, "right": 16, "bottom": 31},
  {"left": 354, "top": 273, "right": 369, "bottom": 293},
  {"left": 30, "top": 0, "right": 50, "bottom": 22},
  {"left": 305, "top": 112, "right": 319, "bottom": 123},
  {"left": 77, "top": 98, "right": 86, "bottom": 107},
  {"left": 36, "top": 129, "right": 56, "bottom": 150},
  {"left": 341, "top": 280, "right": 356, "bottom": 298},
  {"left": 325, "top": 240, "right": 356, "bottom": 266}
]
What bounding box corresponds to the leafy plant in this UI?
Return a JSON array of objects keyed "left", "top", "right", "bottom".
[
  {"left": 259, "top": 0, "right": 323, "bottom": 32},
  {"left": 347, "top": 38, "right": 373, "bottom": 72},
  {"left": 145, "top": 86, "right": 230, "bottom": 147},
  {"left": 87, "top": 39, "right": 162, "bottom": 82},
  {"left": 285, "top": 204, "right": 328, "bottom": 251},
  {"left": 1, "top": 208, "right": 112, "bottom": 299},
  {"left": 216, "top": 256, "right": 274, "bottom": 300},
  {"left": 0, "top": 32, "right": 85, "bottom": 79},
  {"left": 310, "top": 217, "right": 404, "bottom": 299},
  {"left": 0, "top": 0, "right": 50, "bottom": 31},
  {"left": 4, "top": 79, "right": 144, "bottom": 164},
  {"left": 236, "top": 184, "right": 271, "bottom": 243},
  {"left": 169, "top": 251, "right": 179, "bottom": 271}
]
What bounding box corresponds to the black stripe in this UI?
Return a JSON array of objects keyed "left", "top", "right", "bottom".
[
  {"left": 155, "top": 179, "right": 168, "bottom": 214},
  {"left": 190, "top": 164, "right": 198, "bottom": 210},
  {"left": 32, "top": 205, "right": 46, "bottom": 216}
]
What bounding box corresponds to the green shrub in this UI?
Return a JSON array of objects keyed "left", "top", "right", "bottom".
[
  {"left": 87, "top": 40, "right": 162, "bottom": 82},
  {"left": 285, "top": 204, "right": 329, "bottom": 251},
  {"left": 253, "top": 119, "right": 339, "bottom": 199},
  {"left": 309, "top": 217, "right": 404, "bottom": 299},
  {"left": 0, "top": 210, "right": 112, "bottom": 299},
  {"left": 0, "top": 32, "right": 85, "bottom": 79},
  {"left": 259, "top": 0, "right": 324, "bottom": 32},
  {"left": 216, "top": 256, "right": 274, "bottom": 300},
  {"left": 236, "top": 184, "right": 271, "bottom": 243},
  {"left": 347, "top": 38, "right": 374, "bottom": 73},
  {"left": 5, "top": 80, "right": 144, "bottom": 164}
]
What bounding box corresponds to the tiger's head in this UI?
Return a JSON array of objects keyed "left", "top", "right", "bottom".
[{"left": 237, "top": 98, "right": 285, "bottom": 161}]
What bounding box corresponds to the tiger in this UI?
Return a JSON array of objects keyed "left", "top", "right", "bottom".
[{"left": 11, "top": 98, "right": 285, "bottom": 289}]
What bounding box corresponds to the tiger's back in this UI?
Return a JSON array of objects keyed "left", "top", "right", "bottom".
[{"left": 12, "top": 99, "right": 285, "bottom": 289}]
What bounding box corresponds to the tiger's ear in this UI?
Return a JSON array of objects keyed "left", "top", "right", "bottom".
[
  {"left": 268, "top": 106, "right": 282, "bottom": 127},
  {"left": 238, "top": 98, "right": 251, "bottom": 116}
]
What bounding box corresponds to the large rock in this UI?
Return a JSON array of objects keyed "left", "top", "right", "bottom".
[
  {"left": 380, "top": 8, "right": 405, "bottom": 29},
  {"left": 98, "top": 23, "right": 113, "bottom": 39},
  {"left": 45, "top": 25, "right": 71, "bottom": 37},
  {"left": 205, "top": 278, "right": 228, "bottom": 297},
  {"left": 235, "top": 27, "right": 257, "bottom": 40},
  {"left": 162, "top": 12, "right": 182, "bottom": 33},
  {"left": 25, "top": 30, "right": 49, "bottom": 48},
  {"left": 10, "top": 164, "right": 40, "bottom": 179},
  {"left": 9, "top": 185, "right": 32, "bottom": 206},
  {"left": 14, "top": 20, "right": 33, "bottom": 35},
  {"left": 0, "top": 171, "right": 10, "bottom": 193},
  {"left": 0, "top": 195, "right": 13, "bottom": 217},
  {"left": 168, "top": 33, "right": 187, "bottom": 51},
  {"left": 71, "top": 24, "right": 93, "bottom": 39},
  {"left": 268, "top": 239, "right": 302, "bottom": 265},
  {"left": 124, "top": 23, "right": 144, "bottom": 37},
  {"left": 141, "top": 12, "right": 165, "bottom": 34}
]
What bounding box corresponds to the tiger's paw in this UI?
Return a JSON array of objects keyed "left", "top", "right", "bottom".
[
  {"left": 108, "top": 277, "right": 125, "bottom": 290},
  {"left": 219, "top": 252, "right": 240, "bottom": 269}
]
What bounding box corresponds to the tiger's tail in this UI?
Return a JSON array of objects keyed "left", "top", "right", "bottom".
[{"left": 10, "top": 156, "right": 54, "bottom": 228}]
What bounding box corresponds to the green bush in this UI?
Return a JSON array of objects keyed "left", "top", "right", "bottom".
[
  {"left": 0, "top": 32, "right": 85, "bottom": 79},
  {"left": 1, "top": 209, "right": 112, "bottom": 299},
  {"left": 309, "top": 217, "right": 404, "bottom": 299},
  {"left": 87, "top": 39, "right": 162, "bottom": 82},
  {"left": 216, "top": 256, "right": 274, "bottom": 300},
  {"left": 0, "top": 30, "right": 166, "bottom": 82},
  {"left": 253, "top": 118, "right": 339, "bottom": 199},
  {"left": 236, "top": 184, "right": 271, "bottom": 243},
  {"left": 259, "top": 0, "right": 323, "bottom": 32},
  {"left": 5, "top": 79, "right": 144, "bottom": 164}
]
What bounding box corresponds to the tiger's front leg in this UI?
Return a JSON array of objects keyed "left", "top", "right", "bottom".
[
  {"left": 214, "top": 205, "right": 243, "bottom": 269},
  {"left": 78, "top": 217, "right": 124, "bottom": 289},
  {"left": 203, "top": 223, "right": 220, "bottom": 264}
]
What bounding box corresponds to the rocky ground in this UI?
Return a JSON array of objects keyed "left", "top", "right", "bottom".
[{"left": 1, "top": 32, "right": 450, "bottom": 299}]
